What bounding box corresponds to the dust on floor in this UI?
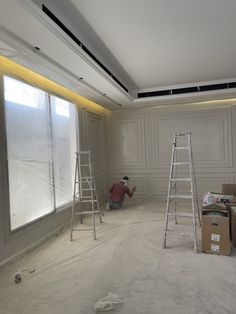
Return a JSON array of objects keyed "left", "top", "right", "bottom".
[{"left": 0, "top": 200, "right": 235, "bottom": 314}]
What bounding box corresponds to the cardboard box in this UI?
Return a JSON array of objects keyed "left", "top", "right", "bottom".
[
  {"left": 231, "top": 206, "right": 236, "bottom": 247},
  {"left": 202, "top": 209, "right": 231, "bottom": 256},
  {"left": 222, "top": 184, "right": 236, "bottom": 196},
  {"left": 225, "top": 205, "right": 236, "bottom": 248}
]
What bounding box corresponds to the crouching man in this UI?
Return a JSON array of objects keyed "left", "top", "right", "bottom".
[{"left": 107, "top": 176, "right": 136, "bottom": 210}]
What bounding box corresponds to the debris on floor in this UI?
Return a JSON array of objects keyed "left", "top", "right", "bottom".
[
  {"left": 94, "top": 292, "right": 123, "bottom": 312},
  {"left": 14, "top": 272, "right": 21, "bottom": 284},
  {"left": 14, "top": 268, "right": 36, "bottom": 284}
]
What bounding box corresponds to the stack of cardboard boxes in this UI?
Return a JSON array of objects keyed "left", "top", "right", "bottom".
[{"left": 202, "top": 184, "right": 236, "bottom": 256}]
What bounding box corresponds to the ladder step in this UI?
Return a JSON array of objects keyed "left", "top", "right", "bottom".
[
  {"left": 174, "top": 147, "right": 189, "bottom": 150},
  {"left": 76, "top": 151, "right": 91, "bottom": 154},
  {"left": 173, "top": 162, "right": 190, "bottom": 166},
  {"left": 167, "top": 213, "right": 194, "bottom": 218},
  {"left": 80, "top": 164, "right": 90, "bottom": 166},
  {"left": 175, "top": 132, "right": 191, "bottom": 136},
  {"left": 74, "top": 210, "right": 100, "bottom": 215},
  {"left": 165, "top": 230, "right": 194, "bottom": 237},
  {"left": 170, "top": 178, "right": 191, "bottom": 182},
  {"left": 72, "top": 228, "right": 95, "bottom": 231},
  {"left": 79, "top": 199, "right": 98, "bottom": 203},
  {"left": 169, "top": 194, "right": 192, "bottom": 199},
  {"left": 76, "top": 180, "right": 93, "bottom": 183},
  {"left": 80, "top": 196, "right": 96, "bottom": 199}
]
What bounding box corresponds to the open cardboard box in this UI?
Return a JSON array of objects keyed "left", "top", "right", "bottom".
[
  {"left": 202, "top": 208, "right": 231, "bottom": 256},
  {"left": 201, "top": 184, "right": 236, "bottom": 254},
  {"left": 222, "top": 184, "right": 236, "bottom": 248}
]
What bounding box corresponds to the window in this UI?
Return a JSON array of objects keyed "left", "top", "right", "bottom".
[
  {"left": 3, "top": 76, "right": 78, "bottom": 230},
  {"left": 4, "top": 76, "right": 43, "bottom": 109}
]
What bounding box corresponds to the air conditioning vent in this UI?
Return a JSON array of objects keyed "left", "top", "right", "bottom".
[
  {"left": 138, "top": 82, "right": 236, "bottom": 98},
  {"left": 172, "top": 86, "right": 198, "bottom": 94},
  {"left": 199, "top": 83, "right": 227, "bottom": 91},
  {"left": 42, "top": 5, "right": 128, "bottom": 93}
]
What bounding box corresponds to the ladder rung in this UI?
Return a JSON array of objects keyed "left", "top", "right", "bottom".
[
  {"left": 173, "top": 162, "right": 190, "bottom": 166},
  {"left": 76, "top": 151, "right": 91, "bottom": 154},
  {"left": 75, "top": 196, "right": 97, "bottom": 200},
  {"left": 165, "top": 231, "right": 194, "bottom": 238},
  {"left": 167, "top": 213, "right": 194, "bottom": 218},
  {"left": 74, "top": 210, "right": 100, "bottom": 215},
  {"left": 80, "top": 164, "right": 90, "bottom": 166},
  {"left": 80, "top": 199, "right": 98, "bottom": 203},
  {"left": 169, "top": 194, "right": 192, "bottom": 199},
  {"left": 170, "top": 178, "right": 191, "bottom": 182},
  {"left": 80, "top": 196, "right": 96, "bottom": 199},
  {"left": 175, "top": 132, "right": 191, "bottom": 136},
  {"left": 174, "top": 147, "right": 189, "bottom": 150},
  {"left": 76, "top": 180, "right": 93, "bottom": 184},
  {"left": 81, "top": 188, "right": 95, "bottom": 191}
]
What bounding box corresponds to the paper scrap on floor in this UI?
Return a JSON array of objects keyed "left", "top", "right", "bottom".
[{"left": 94, "top": 292, "right": 123, "bottom": 312}]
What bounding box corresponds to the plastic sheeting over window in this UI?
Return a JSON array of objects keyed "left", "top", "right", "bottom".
[
  {"left": 3, "top": 76, "right": 78, "bottom": 230},
  {"left": 51, "top": 96, "right": 77, "bottom": 208}
]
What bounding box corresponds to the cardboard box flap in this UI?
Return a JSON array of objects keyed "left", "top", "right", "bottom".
[
  {"left": 202, "top": 209, "right": 229, "bottom": 217},
  {"left": 222, "top": 184, "right": 236, "bottom": 196}
]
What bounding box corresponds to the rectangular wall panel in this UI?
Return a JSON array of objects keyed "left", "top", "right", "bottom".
[
  {"left": 111, "top": 114, "right": 146, "bottom": 169},
  {"left": 150, "top": 108, "right": 232, "bottom": 169}
]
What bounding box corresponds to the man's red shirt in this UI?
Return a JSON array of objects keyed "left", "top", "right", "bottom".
[{"left": 110, "top": 182, "right": 132, "bottom": 202}]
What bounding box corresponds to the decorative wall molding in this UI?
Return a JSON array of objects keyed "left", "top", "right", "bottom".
[
  {"left": 80, "top": 108, "right": 107, "bottom": 199},
  {"left": 108, "top": 105, "right": 236, "bottom": 199},
  {"left": 86, "top": 110, "right": 106, "bottom": 173},
  {"left": 111, "top": 115, "right": 146, "bottom": 170},
  {"left": 150, "top": 173, "right": 235, "bottom": 197},
  {"left": 149, "top": 107, "right": 232, "bottom": 170}
]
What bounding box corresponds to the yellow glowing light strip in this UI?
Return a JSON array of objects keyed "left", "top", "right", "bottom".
[{"left": 0, "top": 56, "right": 106, "bottom": 112}]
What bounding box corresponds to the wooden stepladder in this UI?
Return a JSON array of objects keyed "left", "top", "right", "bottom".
[
  {"left": 163, "top": 132, "right": 201, "bottom": 252},
  {"left": 70, "top": 151, "right": 102, "bottom": 241}
]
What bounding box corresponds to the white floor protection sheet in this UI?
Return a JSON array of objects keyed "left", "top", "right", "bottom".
[{"left": 0, "top": 199, "right": 236, "bottom": 314}]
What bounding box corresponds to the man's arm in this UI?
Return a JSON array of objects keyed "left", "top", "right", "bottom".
[
  {"left": 109, "top": 184, "right": 115, "bottom": 193},
  {"left": 126, "top": 186, "right": 136, "bottom": 198}
]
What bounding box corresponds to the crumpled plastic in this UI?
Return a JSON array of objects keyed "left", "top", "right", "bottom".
[{"left": 94, "top": 292, "right": 123, "bottom": 312}]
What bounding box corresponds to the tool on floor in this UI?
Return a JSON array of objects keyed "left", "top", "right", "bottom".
[
  {"left": 163, "top": 131, "right": 201, "bottom": 252},
  {"left": 70, "top": 151, "right": 102, "bottom": 241},
  {"left": 14, "top": 272, "right": 21, "bottom": 283},
  {"left": 14, "top": 268, "right": 36, "bottom": 283}
]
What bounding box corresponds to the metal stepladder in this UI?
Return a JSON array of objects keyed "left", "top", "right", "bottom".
[
  {"left": 70, "top": 151, "right": 102, "bottom": 241},
  {"left": 163, "top": 132, "right": 201, "bottom": 252}
]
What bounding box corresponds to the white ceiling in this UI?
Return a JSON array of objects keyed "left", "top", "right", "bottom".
[
  {"left": 69, "top": 0, "right": 236, "bottom": 90},
  {"left": 1, "top": 0, "right": 236, "bottom": 109}
]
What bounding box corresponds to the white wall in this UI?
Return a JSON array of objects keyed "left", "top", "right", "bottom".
[{"left": 108, "top": 103, "right": 236, "bottom": 199}]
